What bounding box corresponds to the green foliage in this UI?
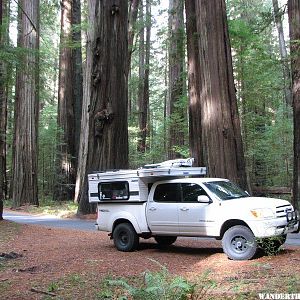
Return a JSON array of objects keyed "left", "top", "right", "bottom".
[
  {"left": 286, "top": 275, "right": 300, "bottom": 294},
  {"left": 128, "top": 125, "right": 167, "bottom": 168},
  {"left": 97, "top": 263, "right": 217, "bottom": 300},
  {"left": 256, "top": 235, "right": 286, "bottom": 256},
  {"left": 228, "top": 0, "right": 293, "bottom": 188},
  {"left": 23, "top": 198, "right": 77, "bottom": 217},
  {"left": 68, "top": 274, "right": 84, "bottom": 284},
  {"left": 38, "top": 105, "right": 60, "bottom": 198},
  {"left": 47, "top": 281, "right": 59, "bottom": 293},
  {"left": 128, "top": 1, "right": 174, "bottom": 166},
  {"left": 105, "top": 267, "right": 195, "bottom": 300},
  {"left": 38, "top": 0, "right": 60, "bottom": 199}
]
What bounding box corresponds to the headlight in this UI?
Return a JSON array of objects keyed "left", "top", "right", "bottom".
[
  {"left": 287, "top": 210, "right": 299, "bottom": 222},
  {"left": 251, "top": 208, "right": 275, "bottom": 219}
]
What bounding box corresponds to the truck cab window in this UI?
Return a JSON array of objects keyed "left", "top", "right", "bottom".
[
  {"left": 181, "top": 183, "right": 208, "bottom": 202},
  {"left": 99, "top": 181, "right": 129, "bottom": 200},
  {"left": 153, "top": 183, "right": 181, "bottom": 202}
]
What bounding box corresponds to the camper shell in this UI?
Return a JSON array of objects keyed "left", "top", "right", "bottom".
[{"left": 88, "top": 158, "right": 207, "bottom": 203}]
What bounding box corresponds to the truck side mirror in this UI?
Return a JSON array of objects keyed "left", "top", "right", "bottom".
[{"left": 197, "top": 195, "right": 211, "bottom": 203}]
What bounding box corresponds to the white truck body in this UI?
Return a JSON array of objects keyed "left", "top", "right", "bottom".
[{"left": 88, "top": 159, "right": 299, "bottom": 260}]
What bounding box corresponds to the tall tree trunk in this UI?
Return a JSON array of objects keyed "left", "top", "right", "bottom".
[
  {"left": 12, "top": 0, "right": 40, "bottom": 207},
  {"left": 185, "top": 0, "right": 204, "bottom": 167},
  {"left": 128, "top": 0, "right": 140, "bottom": 70},
  {"left": 0, "top": 0, "right": 9, "bottom": 219},
  {"left": 78, "top": 0, "right": 129, "bottom": 214},
  {"left": 272, "top": 0, "right": 292, "bottom": 107},
  {"left": 55, "top": 0, "right": 83, "bottom": 201},
  {"left": 128, "top": 0, "right": 140, "bottom": 116},
  {"left": 288, "top": 0, "right": 300, "bottom": 209},
  {"left": 191, "top": 0, "right": 247, "bottom": 189},
  {"left": 72, "top": 0, "right": 83, "bottom": 159},
  {"left": 143, "top": 0, "right": 151, "bottom": 146},
  {"left": 253, "top": 104, "right": 267, "bottom": 187},
  {"left": 137, "top": 0, "right": 151, "bottom": 152},
  {"left": 75, "top": 0, "right": 96, "bottom": 208},
  {"left": 56, "top": 0, "right": 75, "bottom": 201},
  {"left": 164, "top": 49, "right": 168, "bottom": 155},
  {"left": 168, "top": 0, "right": 185, "bottom": 159},
  {"left": 137, "top": 1, "right": 145, "bottom": 152}
]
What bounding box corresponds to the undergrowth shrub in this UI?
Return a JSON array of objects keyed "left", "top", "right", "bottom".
[
  {"left": 97, "top": 261, "right": 213, "bottom": 300},
  {"left": 256, "top": 235, "right": 286, "bottom": 256}
]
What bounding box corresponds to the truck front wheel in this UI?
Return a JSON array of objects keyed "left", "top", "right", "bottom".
[
  {"left": 113, "top": 223, "right": 139, "bottom": 252},
  {"left": 154, "top": 236, "right": 177, "bottom": 248},
  {"left": 222, "top": 225, "right": 257, "bottom": 260}
]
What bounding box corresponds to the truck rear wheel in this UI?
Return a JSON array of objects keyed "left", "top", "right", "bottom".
[
  {"left": 222, "top": 225, "right": 257, "bottom": 260},
  {"left": 113, "top": 223, "right": 139, "bottom": 252},
  {"left": 154, "top": 236, "right": 177, "bottom": 248}
]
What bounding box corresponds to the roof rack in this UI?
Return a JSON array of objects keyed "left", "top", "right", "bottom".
[
  {"left": 142, "top": 158, "right": 194, "bottom": 169},
  {"left": 138, "top": 158, "right": 206, "bottom": 178}
]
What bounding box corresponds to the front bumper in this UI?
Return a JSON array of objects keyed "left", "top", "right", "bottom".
[{"left": 249, "top": 218, "right": 299, "bottom": 238}]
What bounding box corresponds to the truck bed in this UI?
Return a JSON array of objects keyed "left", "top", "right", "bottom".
[{"left": 96, "top": 202, "right": 150, "bottom": 234}]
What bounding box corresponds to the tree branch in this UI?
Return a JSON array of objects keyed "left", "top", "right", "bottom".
[{"left": 12, "top": 0, "right": 37, "bottom": 33}]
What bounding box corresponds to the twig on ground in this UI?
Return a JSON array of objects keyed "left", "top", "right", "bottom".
[{"left": 30, "top": 288, "right": 57, "bottom": 297}]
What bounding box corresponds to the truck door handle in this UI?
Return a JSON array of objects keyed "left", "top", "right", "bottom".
[
  {"left": 149, "top": 207, "right": 157, "bottom": 211},
  {"left": 180, "top": 207, "right": 189, "bottom": 211}
]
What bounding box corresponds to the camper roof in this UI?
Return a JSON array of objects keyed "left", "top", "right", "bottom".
[{"left": 88, "top": 158, "right": 206, "bottom": 180}]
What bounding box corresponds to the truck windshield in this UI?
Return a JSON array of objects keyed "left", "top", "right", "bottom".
[{"left": 204, "top": 181, "right": 249, "bottom": 201}]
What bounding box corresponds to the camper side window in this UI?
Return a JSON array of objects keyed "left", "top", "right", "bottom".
[{"left": 99, "top": 181, "right": 130, "bottom": 200}]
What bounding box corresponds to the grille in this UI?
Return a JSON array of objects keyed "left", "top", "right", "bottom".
[{"left": 276, "top": 204, "right": 293, "bottom": 218}]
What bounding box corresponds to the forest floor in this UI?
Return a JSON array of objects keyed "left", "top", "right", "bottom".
[{"left": 0, "top": 214, "right": 300, "bottom": 299}]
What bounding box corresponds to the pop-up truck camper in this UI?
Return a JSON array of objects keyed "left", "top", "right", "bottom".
[{"left": 88, "top": 158, "right": 299, "bottom": 260}]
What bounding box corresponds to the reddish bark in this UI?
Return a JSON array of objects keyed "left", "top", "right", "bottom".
[
  {"left": 187, "top": 0, "right": 247, "bottom": 188},
  {"left": 78, "top": 0, "right": 129, "bottom": 214},
  {"left": 12, "top": 0, "right": 40, "bottom": 207},
  {"left": 288, "top": 0, "right": 300, "bottom": 209},
  {"left": 168, "top": 0, "right": 185, "bottom": 159},
  {"left": 55, "top": 0, "right": 83, "bottom": 201}
]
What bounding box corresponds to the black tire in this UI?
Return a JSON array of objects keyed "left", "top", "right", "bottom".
[
  {"left": 222, "top": 225, "right": 257, "bottom": 260},
  {"left": 154, "top": 236, "right": 177, "bottom": 248},
  {"left": 113, "top": 223, "right": 139, "bottom": 252}
]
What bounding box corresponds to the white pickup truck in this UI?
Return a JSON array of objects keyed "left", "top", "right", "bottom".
[{"left": 88, "top": 159, "right": 299, "bottom": 260}]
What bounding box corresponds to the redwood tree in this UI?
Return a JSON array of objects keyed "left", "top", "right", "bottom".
[
  {"left": 0, "top": 0, "right": 9, "bottom": 219},
  {"left": 78, "top": 0, "right": 129, "bottom": 214},
  {"left": 55, "top": 0, "right": 83, "bottom": 201},
  {"left": 288, "top": 0, "right": 300, "bottom": 209},
  {"left": 12, "top": 0, "right": 40, "bottom": 207},
  {"left": 142, "top": 0, "right": 151, "bottom": 150},
  {"left": 187, "top": 0, "right": 247, "bottom": 188},
  {"left": 128, "top": 0, "right": 140, "bottom": 115},
  {"left": 137, "top": 0, "right": 151, "bottom": 152},
  {"left": 272, "top": 0, "right": 292, "bottom": 107},
  {"left": 185, "top": 0, "right": 203, "bottom": 167},
  {"left": 167, "top": 0, "right": 185, "bottom": 159},
  {"left": 128, "top": 0, "right": 140, "bottom": 70},
  {"left": 74, "top": 0, "right": 96, "bottom": 206}
]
